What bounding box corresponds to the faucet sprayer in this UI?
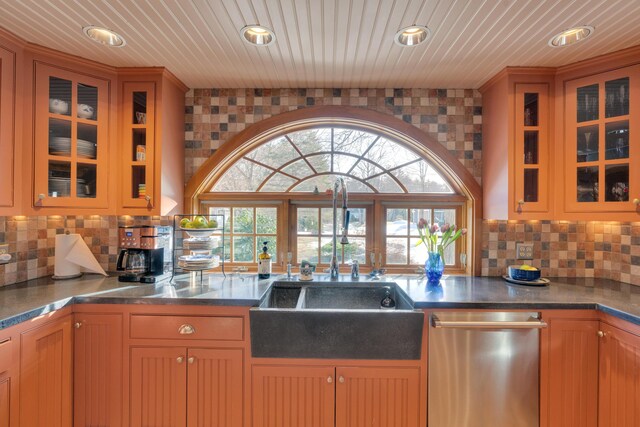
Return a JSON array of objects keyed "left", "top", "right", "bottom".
[{"left": 330, "top": 178, "right": 349, "bottom": 278}]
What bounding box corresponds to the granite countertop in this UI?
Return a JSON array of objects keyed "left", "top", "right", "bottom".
[{"left": 1, "top": 272, "right": 639, "bottom": 330}]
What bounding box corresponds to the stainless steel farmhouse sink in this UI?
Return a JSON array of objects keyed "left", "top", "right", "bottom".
[{"left": 250, "top": 281, "right": 424, "bottom": 359}]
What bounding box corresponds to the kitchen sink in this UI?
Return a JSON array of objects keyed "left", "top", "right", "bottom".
[{"left": 250, "top": 280, "right": 424, "bottom": 360}]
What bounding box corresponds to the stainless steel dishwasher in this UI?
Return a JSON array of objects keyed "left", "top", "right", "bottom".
[{"left": 428, "top": 312, "right": 547, "bottom": 427}]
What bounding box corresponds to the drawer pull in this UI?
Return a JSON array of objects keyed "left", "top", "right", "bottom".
[
  {"left": 177, "top": 356, "right": 184, "bottom": 364},
  {"left": 188, "top": 357, "right": 195, "bottom": 364},
  {"left": 178, "top": 324, "right": 195, "bottom": 335},
  {"left": 327, "top": 376, "right": 333, "bottom": 383},
  {"left": 74, "top": 322, "right": 82, "bottom": 329},
  {"left": 339, "top": 376, "right": 345, "bottom": 383}
]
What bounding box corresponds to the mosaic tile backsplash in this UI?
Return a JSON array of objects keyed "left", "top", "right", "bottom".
[
  {"left": 184, "top": 88, "right": 483, "bottom": 183},
  {"left": 0, "top": 216, "right": 170, "bottom": 287},
  {"left": 482, "top": 221, "right": 640, "bottom": 287}
]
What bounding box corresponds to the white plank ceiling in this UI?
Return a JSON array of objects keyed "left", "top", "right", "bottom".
[{"left": 0, "top": 0, "right": 639, "bottom": 88}]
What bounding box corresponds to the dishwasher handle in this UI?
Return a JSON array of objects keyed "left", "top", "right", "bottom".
[{"left": 431, "top": 314, "right": 547, "bottom": 329}]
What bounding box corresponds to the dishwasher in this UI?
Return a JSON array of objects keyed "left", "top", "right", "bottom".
[{"left": 428, "top": 311, "right": 547, "bottom": 427}]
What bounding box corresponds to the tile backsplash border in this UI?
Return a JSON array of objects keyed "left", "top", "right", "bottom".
[{"left": 0, "top": 215, "right": 638, "bottom": 287}]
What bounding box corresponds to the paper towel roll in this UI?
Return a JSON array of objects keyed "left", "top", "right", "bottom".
[{"left": 53, "top": 233, "right": 107, "bottom": 279}]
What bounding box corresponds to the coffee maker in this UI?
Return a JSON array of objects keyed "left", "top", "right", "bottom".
[{"left": 117, "top": 226, "right": 171, "bottom": 283}]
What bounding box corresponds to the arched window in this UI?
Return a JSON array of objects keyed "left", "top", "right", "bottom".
[{"left": 186, "top": 106, "right": 481, "bottom": 275}]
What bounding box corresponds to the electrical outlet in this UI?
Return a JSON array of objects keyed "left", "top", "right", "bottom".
[
  {"left": 516, "top": 242, "right": 534, "bottom": 260},
  {"left": 0, "top": 244, "right": 8, "bottom": 255}
]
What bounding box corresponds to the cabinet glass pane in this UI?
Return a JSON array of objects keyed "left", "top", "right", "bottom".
[
  {"left": 605, "top": 164, "right": 629, "bottom": 202},
  {"left": 133, "top": 92, "right": 147, "bottom": 124},
  {"left": 605, "top": 78, "right": 629, "bottom": 118},
  {"left": 524, "top": 131, "right": 538, "bottom": 164},
  {"left": 77, "top": 163, "right": 96, "bottom": 198},
  {"left": 77, "top": 83, "right": 97, "bottom": 120},
  {"left": 577, "top": 166, "right": 599, "bottom": 202},
  {"left": 48, "top": 160, "right": 71, "bottom": 197},
  {"left": 49, "top": 77, "right": 71, "bottom": 116},
  {"left": 605, "top": 121, "right": 629, "bottom": 160},
  {"left": 131, "top": 165, "right": 146, "bottom": 198},
  {"left": 132, "top": 129, "right": 147, "bottom": 161},
  {"left": 524, "top": 93, "right": 538, "bottom": 126},
  {"left": 524, "top": 169, "right": 539, "bottom": 202},
  {"left": 577, "top": 125, "right": 599, "bottom": 162},
  {"left": 77, "top": 123, "right": 97, "bottom": 160},
  {"left": 577, "top": 84, "right": 599, "bottom": 122},
  {"left": 48, "top": 118, "right": 71, "bottom": 156}
]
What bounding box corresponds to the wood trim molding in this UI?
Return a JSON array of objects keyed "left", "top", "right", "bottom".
[
  {"left": 117, "top": 67, "right": 188, "bottom": 92},
  {"left": 479, "top": 67, "right": 556, "bottom": 93}
]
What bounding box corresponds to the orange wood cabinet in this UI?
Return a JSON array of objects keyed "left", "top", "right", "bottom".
[
  {"left": 542, "top": 314, "right": 599, "bottom": 427},
  {"left": 73, "top": 313, "right": 123, "bottom": 427},
  {"left": 480, "top": 69, "right": 555, "bottom": 220},
  {"left": 19, "top": 314, "right": 73, "bottom": 427},
  {"left": 130, "top": 347, "right": 243, "bottom": 427},
  {"left": 251, "top": 364, "right": 420, "bottom": 427},
  {"left": 562, "top": 65, "right": 640, "bottom": 220},
  {"left": 0, "top": 42, "right": 20, "bottom": 215},
  {"left": 0, "top": 330, "right": 15, "bottom": 427},
  {"left": 118, "top": 69, "right": 186, "bottom": 216},
  {"left": 32, "top": 62, "right": 111, "bottom": 210},
  {"left": 598, "top": 321, "right": 640, "bottom": 427}
]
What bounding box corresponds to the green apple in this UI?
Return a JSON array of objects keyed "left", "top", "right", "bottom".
[
  {"left": 179, "top": 218, "right": 190, "bottom": 227},
  {"left": 207, "top": 219, "right": 218, "bottom": 229}
]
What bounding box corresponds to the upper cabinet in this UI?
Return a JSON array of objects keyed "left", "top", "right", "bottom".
[
  {"left": 482, "top": 48, "right": 640, "bottom": 221},
  {"left": 481, "top": 70, "right": 555, "bottom": 220},
  {"left": 563, "top": 66, "right": 640, "bottom": 218},
  {"left": 0, "top": 35, "right": 22, "bottom": 216},
  {"left": 33, "top": 63, "right": 110, "bottom": 210},
  {"left": 118, "top": 70, "right": 186, "bottom": 216}
]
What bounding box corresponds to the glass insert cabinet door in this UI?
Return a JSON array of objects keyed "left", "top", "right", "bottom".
[
  {"left": 33, "top": 63, "right": 109, "bottom": 208},
  {"left": 514, "top": 83, "right": 550, "bottom": 214},
  {"left": 565, "top": 65, "right": 639, "bottom": 213},
  {"left": 121, "top": 82, "right": 155, "bottom": 209}
]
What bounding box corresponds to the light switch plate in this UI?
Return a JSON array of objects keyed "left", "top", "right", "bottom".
[
  {"left": 0, "top": 244, "right": 8, "bottom": 255},
  {"left": 516, "top": 242, "right": 534, "bottom": 260}
]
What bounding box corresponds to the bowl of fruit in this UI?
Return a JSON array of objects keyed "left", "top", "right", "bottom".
[
  {"left": 179, "top": 216, "right": 219, "bottom": 238},
  {"left": 507, "top": 264, "right": 541, "bottom": 281}
]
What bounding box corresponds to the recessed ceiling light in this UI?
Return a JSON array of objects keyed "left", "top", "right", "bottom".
[
  {"left": 548, "top": 26, "right": 594, "bottom": 47},
  {"left": 240, "top": 25, "right": 275, "bottom": 46},
  {"left": 83, "top": 25, "right": 126, "bottom": 47},
  {"left": 394, "top": 25, "right": 430, "bottom": 47}
]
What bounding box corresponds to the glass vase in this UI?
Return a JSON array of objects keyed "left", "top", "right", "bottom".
[{"left": 425, "top": 251, "right": 445, "bottom": 285}]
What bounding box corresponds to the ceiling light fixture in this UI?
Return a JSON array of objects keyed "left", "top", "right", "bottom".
[
  {"left": 394, "top": 25, "right": 430, "bottom": 47},
  {"left": 240, "top": 25, "right": 275, "bottom": 46},
  {"left": 82, "top": 25, "right": 126, "bottom": 47},
  {"left": 548, "top": 25, "right": 594, "bottom": 47}
]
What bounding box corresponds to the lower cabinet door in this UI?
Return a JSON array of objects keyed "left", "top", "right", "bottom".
[
  {"left": 74, "top": 313, "right": 123, "bottom": 427},
  {"left": 19, "top": 315, "right": 73, "bottom": 427},
  {"left": 546, "top": 319, "right": 599, "bottom": 427},
  {"left": 0, "top": 375, "right": 10, "bottom": 427},
  {"left": 598, "top": 323, "right": 640, "bottom": 427},
  {"left": 335, "top": 366, "right": 420, "bottom": 427},
  {"left": 130, "top": 347, "right": 187, "bottom": 427},
  {"left": 186, "top": 348, "right": 243, "bottom": 427},
  {"left": 252, "top": 365, "right": 335, "bottom": 427}
]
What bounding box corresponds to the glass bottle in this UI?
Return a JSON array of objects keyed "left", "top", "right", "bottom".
[{"left": 258, "top": 241, "right": 272, "bottom": 279}]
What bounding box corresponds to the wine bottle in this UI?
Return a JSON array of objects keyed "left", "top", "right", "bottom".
[{"left": 258, "top": 241, "right": 272, "bottom": 279}]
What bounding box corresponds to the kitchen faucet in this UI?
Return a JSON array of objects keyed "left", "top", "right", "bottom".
[{"left": 329, "top": 178, "right": 349, "bottom": 278}]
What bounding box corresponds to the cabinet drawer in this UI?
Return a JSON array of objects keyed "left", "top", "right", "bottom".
[
  {"left": 0, "top": 339, "right": 11, "bottom": 373},
  {"left": 130, "top": 315, "right": 244, "bottom": 341}
]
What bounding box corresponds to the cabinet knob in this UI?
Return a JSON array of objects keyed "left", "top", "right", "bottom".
[
  {"left": 74, "top": 322, "right": 82, "bottom": 329},
  {"left": 634, "top": 198, "right": 640, "bottom": 206},
  {"left": 144, "top": 195, "right": 151, "bottom": 206},
  {"left": 188, "top": 357, "right": 195, "bottom": 364},
  {"left": 597, "top": 330, "right": 607, "bottom": 338},
  {"left": 177, "top": 356, "right": 184, "bottom": 363},
  {"left": 327, "top": 376, "right": 333, "bottom": 383},
  {"left": 516, "top": 200, "right": 525, "bottom": 214},
  {"left": 178, "top": 324, "right": 195, "bottom": 335},
  {"left": 338, "top": 376, "right": 345, "bottom": 383}
]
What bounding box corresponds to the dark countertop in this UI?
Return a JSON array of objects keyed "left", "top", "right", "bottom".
[{"left": 1, "top": 272, "right": 639, "bottom": 330}]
